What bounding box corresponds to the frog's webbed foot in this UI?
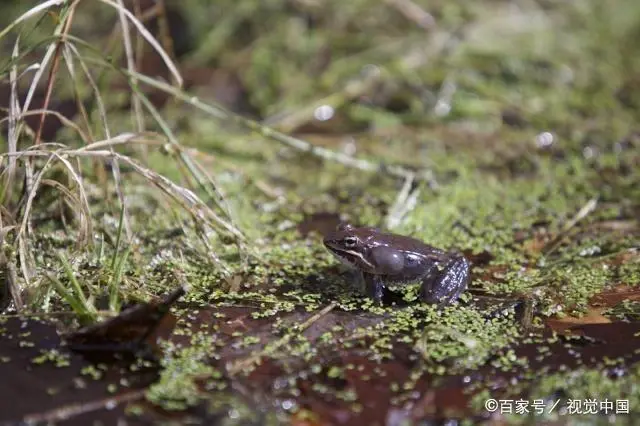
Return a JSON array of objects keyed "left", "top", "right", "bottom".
[{"left": 420, "top": 254, "right": 470, "bottom": 305}]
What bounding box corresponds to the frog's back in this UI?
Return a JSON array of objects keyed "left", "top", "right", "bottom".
[{"left": 360, "top": 229, "right": 446, "bottom": 260}]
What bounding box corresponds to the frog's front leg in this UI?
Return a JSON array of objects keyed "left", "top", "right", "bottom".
[
  {"left": 362, "top": 272, "right": 385, "bottom": 304},
  {"left": 420, "top": 253, "right": 470, "bottom": 305}
]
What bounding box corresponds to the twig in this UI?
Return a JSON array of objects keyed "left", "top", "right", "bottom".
[
  {"left": 542, "top": 197, "right": 599, "bottom": 255},
  {"left": 0, "top": 310, "right": 123, "bottom": 319},
  {"left": 227, "top": 302, "right": 337, "bottom": 376},
  {"left": 385, "top": 172, "right": 419, "bottom": 230},
  {"left": 21, "top": 389, "right": 145, "bottom": 424}
]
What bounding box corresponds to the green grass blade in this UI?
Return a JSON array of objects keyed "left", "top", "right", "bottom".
[
  {"left": 110, "top": 203, "right": 126, "bottom": 272},
  {"left": 108, "top": 244, "right": 131, "bottom": 312}
]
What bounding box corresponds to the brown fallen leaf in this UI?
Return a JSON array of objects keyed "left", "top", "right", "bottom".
[
  {"left": 546, "top": 309, "right": 611, "bottom": 334},
  {"left": 590, "top": 284, "right": 640, "bottom": 307},
  {"left": 63, "top": 286, "right": 186, "bottom": 359}
]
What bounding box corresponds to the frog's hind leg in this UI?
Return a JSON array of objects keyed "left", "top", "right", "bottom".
[{"left": 420, "top": 254, "right": 470, "bottom": 305}]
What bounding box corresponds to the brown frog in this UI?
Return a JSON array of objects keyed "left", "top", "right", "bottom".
[{"left": 324, "top": 223, "right": 470, "bottom": 305}]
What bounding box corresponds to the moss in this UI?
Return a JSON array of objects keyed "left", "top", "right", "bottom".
[
  {"left": 604, "top": 300, "right": 640, "bottom": 322},
  {"left": 146, "top": 334, "right": 222, "bottom": 411},
  {"left": 3, "top": 0, "right": 640, "bottom": 422},
  {"left": 515, "top": 366, "right": 640, "bottom": 423},
  {"left": 410, "top": 305, "right": 522, "bottom": 372},
  {"left": 31, "top": 349, "right": 71, "bottom": 368},
  {"left": 619, "top": 258, "right": 640, "bottom": 287},
  {"left": 400, "top": 156, "right": 600, "bottom": 262},
  {"left": 80, "top": 365, "right": 103, "bottom": 380}
]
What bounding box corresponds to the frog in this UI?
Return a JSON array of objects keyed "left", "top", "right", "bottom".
[{"left": 323, "top": 223, "right": 471, "bottom": 305}]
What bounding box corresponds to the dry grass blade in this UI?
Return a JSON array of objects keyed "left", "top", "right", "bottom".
[
  {"left": 63, "top": 42, "right": 110, "bottom": 139},
  {"left": 12, "top": 146, "right": 94, "bottom": 293},
  {"left": 34, "top": 1, "right": 78, "bottom": 145},
  {"left": 0, "top": 0, "right": 66, "bottom": 41},
  {"left": 115, "top": 0, "right": 145, "bottom": 134},
  {"left": 128, "top": 70, "right": 428, "bottom": 183},
  {"left": 21, "top": 8, "right": 74, "bottom": 129},
  {"left": 40, "top": 179, "right": 90, "bottom": 245},
  {"left": 5, "top": 36, "right": 21, "bottom": 205},
  {"left": 76, "top": 132, "right": 161, "bottom": 151},
  {"left": 51, "top": 37, "right": 237, "bottom": 237},
  {"left": 85, "top": 149, "right": 244, "bottom": 243},
  {"left": 17, "top": 155, "right": 55, "bottom": 291},
  {"left": 0, "top": 108, "right": 90, "bottom": 142},
  {"left": 62, "top": 42, "right": 132, "bottom": 241},
  {"left": 3, "top": 144, "right": 245, "bottom": 256},
  {"left": 105, "top": 148, "right": 132, "bottom": 241},
  {"left": 127, "top": 85, "right": 239, "bottom": 236},
  {"left": 98, "top": 0, "right": 183, "bottom": 86},
  {"left": 47, "top": 152, "right": 94, "bottom": 247},
  {"left": 60, "top": 44, "right": 94, "bottom": 143},
  {"left": 66, "top": 40, "right": 133, "bottom": 240}
]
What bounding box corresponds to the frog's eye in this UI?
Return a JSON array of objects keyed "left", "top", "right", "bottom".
[{"left": 343, "top": 236, "right": 357, "bottom": 248}]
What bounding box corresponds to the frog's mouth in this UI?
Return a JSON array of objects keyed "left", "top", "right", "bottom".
[{"left": 326, "top": 247, "right": 374, "bottom": 270}]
